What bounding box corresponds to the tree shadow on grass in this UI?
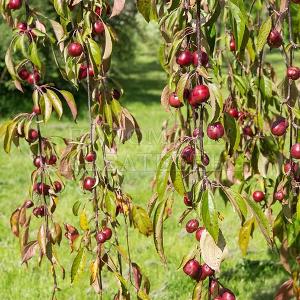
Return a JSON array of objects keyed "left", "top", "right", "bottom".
[{"left": 221, "top": 257, "right": 287, "bottom": 300}]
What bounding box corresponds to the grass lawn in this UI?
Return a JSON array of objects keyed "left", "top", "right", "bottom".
[{"left": 0, "top": 37, "right": 290, "bottom": 299}]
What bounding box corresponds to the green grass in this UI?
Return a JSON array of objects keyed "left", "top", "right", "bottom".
[{"left": 0, "top": 45, "right": 290, "bottom": 299}]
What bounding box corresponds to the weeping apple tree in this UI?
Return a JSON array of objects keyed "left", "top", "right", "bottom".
[
  {"left": 137, "top": 0, "right": 300, "bottom": 299},
  {"left": 0, "top": 0, "right": 153, "bottom": 299}
]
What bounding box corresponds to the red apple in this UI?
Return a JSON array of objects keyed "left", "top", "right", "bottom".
[
  {"left": 189, "top": 85, "right": 210, "bottom": 106},
  {"left": 267, "top": 29, "right": 282, "bottom": 48},
  {"left": 252, "top": 191, "right": 265, "bottom": 202},
  {"left": 176, "top": 50, "right": 193, "bottom": 66},
  {"left": 68, "top": 42, "right": 83, "bottom": 57},
  {"left": 207, "top": 122, "right": 224, "bottom": 140}
]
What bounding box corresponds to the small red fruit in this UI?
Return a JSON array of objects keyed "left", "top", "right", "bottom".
[
  {"left": 68, "top": 42, "right": 83, "bottom": 57},
  {"left": 201, "top": 153, "right": 210, "bottom": 166},
  {"left": 267, "top": 29, "right": 283, "bottom": 48},
  {"left": 181, "top": 145, "right": 195, "bottom": 164},
  {"left": 102, "top": 227, "right": 112, "bottom": 240},
  {"left": 24, "top": 200, "right": 34, "bottom": 208},
  {"left": 27, "top": 72, "right": 40, "bottom": 85},
  {"left": 193, "top": 51, "right": 209, "bottom": 67},
  {"left": 112, "top": 89, "right": 121, "bottom": 100},
  {"left": 169, "top": 93, "right": 183, "bottom": 108},
  {"left": 184, "top": 195, "right": 192, "bottom": 207},
  {"left": 210, "top": 279, "right": 219, "bottom": 295},
  {"left": 271, "top": 117, "right": 288, "bottom": 136},
  {"left": 17, "top": 22, "right": 27, "bottom": 31},
  {"left": 284, "top": 161, "right": 298, "bottom": 174},
  {"left": 28, "top": 129, "right": 38, "bottom": 142},
  {"left": 229, "top": 35, "right": 236, "bottom": 52},
  {"left": 33, "top": 156, "right": 45, "bottom": 168},
  {"left": 201, "top": 263, "right": 214, "bottom": 277},
  {"left": 85, "top": 151, "right": 97, "bottom": 162},
  {"left": 83, "top": 177, "right": 96, "bottom": 191},
  {"left": 53, "top": 181, "right": 62, "bottom": 193},
  {"left": 228, "top": 107, "right": 239, "bottom": 119},
  {"left": 93, "top": 21, "right": 105, "bottom": 35},
  {"left": 222, "top": 290, "right": 236, "bottom": 300},
  {"left": 243, "top": 126, "right": 254, "bottom": 137},
  {"left": 195, "top": 227, "right": 205, "bottom": 241},
  {"left": 32, "top": 105, "right": 41, "bottom": 115},
  {"left": 18, "top": 68, "right": 30, "bottom": 80},
  {"left": 48, "top": 154, "right": 57, "bottom": 165},
  {"left": 186, "top": 219, "right": 199, "bottom": 233},
  {"left": 95, "top": 6, "right": 102, "bottom": 16},
  {"left": 8, "top": 0, "right": 22, "bottom": 10},
  {"left": 37, "top": 183, "right": 50, "bottom": 196},
  {"left": 207, "top": 122, "right": 224, "bottom": 140},
  {"left": 183, "top": 259, "right": 201, "bottom": 279},
  {"left": 291, "top": 143, "right": 300, "bottom": 159},
  {"left": 95, "top": 231, "right": 106, "bottom": 244},
  {"left": 252, "top": 191, "right": 265, "bottom": 202},
  {"left": 287, "top": 66, "right": 300, "bottom": 80},
  {"left": 274, "top": 190, "right": 285, "bottom": 201},
  {"left": 189, "top": 85, "right": 210, "bottom": 106},
  {"left": 176, "top": 50, "right": 193, "bottom": 66}
]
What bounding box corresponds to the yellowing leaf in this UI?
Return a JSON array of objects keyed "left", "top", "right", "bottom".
[
  {"left": 79, "top": 211, "right": 89, "bottom": 231},
  {"left": 132, "top": 206, "right": 153, "bottom": 237}
]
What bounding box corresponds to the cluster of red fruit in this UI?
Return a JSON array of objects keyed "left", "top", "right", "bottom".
[
  {"left": 67, "top": 6, "right": 107, "bottom": 80},
  {"left": 183, "top": 259, "right": 235, "bottom": 299},
  {"left": 18, "top": 67, "right": 40, "bottom": 85},
  {"left": 95, "top": 227, "right": 112, "bottom": 244}
]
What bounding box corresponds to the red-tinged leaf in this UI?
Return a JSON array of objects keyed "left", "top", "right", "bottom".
[
  {"left": 59, "top": 90, "right": 78, "bottom": 121},
  {"left": 161, "top": 85, "right": 171, "bottom": 112},
  {"left": 110, "top": 0, "right": 125, "bottom": 18},
  {"left": 10, "top": 209, "right": 20, "bottom": 237},
  {"left": 37, "top": 224, "right": 47, "bottom": 255},
  {"left": 192, "top": 280, "right": 203, "bottom": 300},
  {"left": 22, "top": 241, "right": 38, "bottom": 264},
  {"left": 132, "top": 263, "right": 142, "bottom": 290},
  {"left": 274, "top": 279, "right": 294, "bottom": 300}
]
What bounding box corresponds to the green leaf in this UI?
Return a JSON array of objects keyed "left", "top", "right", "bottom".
[
  {"left": 46, "top": 89, "right": 63, "bottom": 119},
  {"left": 256, "top": 17, "right": 272, "bottom": 53},
  {"left": 42, "top": 93, "right": 53, "bottom": 123},
  {"left": 71, "top": 248, "right": 86, "bottom": 283},
  {"left": 156, "top": 151, "right": 172, "bottom": 201},
  {"left": 4, "top": 121, "right": 17, "bottom": 153},
  {"left": 222, "top": 187, "right": 248, "bottom": 221},
  {"left": 153, "top": 198, "right": 168, "bottom": 264},
  {"left": 72, "top": 201, "right": 81, "bottom": 216},
  {"left": 132, "top": 205, "right": 153, "bottom": 236},
  {"left": 201, "top": 190, "right": 219, "bottom": 242},
  {"left": 176, "top": 73, "right": 189, "bottom": 103},
  {"left": 79, "top": 211, "right": 89, "bottom": 231},
  {"left": 104, "top": 103, "right": 113, "bottom": 129},
  {"left": 59, "top": 90, "right": 77, "bottom": 120},
  {"left": 103, "top": 24, "right": 112, "bottom": 60},
  {"left": 243, "top": 195, "right": 272, "bottom": 246},
  {"left": 105, "top": 191, "right": 116, "bottom": 221},
  {"left": 5, "top": 47, "right": 16, "bottom": 78},
  {"left": 170, "top": 161, "right": 185, "bottom": 195},
  {"left": 88, "top": 38, "right": 102, "bottom": 66},
  {"left": 137, "top": 0, "right": 156, "bottom": 22},
  {"left": 224, "top": 112, "right": 240, "bottom": 155},
  {"left": 30, "top": 42, "right": 42, "bottom": 69},
  {"left": 50, "top": 19, "right": 65, "bottom": 44},
  {"left": 238, "top": 217, "right": 255, "bottom": 256}
]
